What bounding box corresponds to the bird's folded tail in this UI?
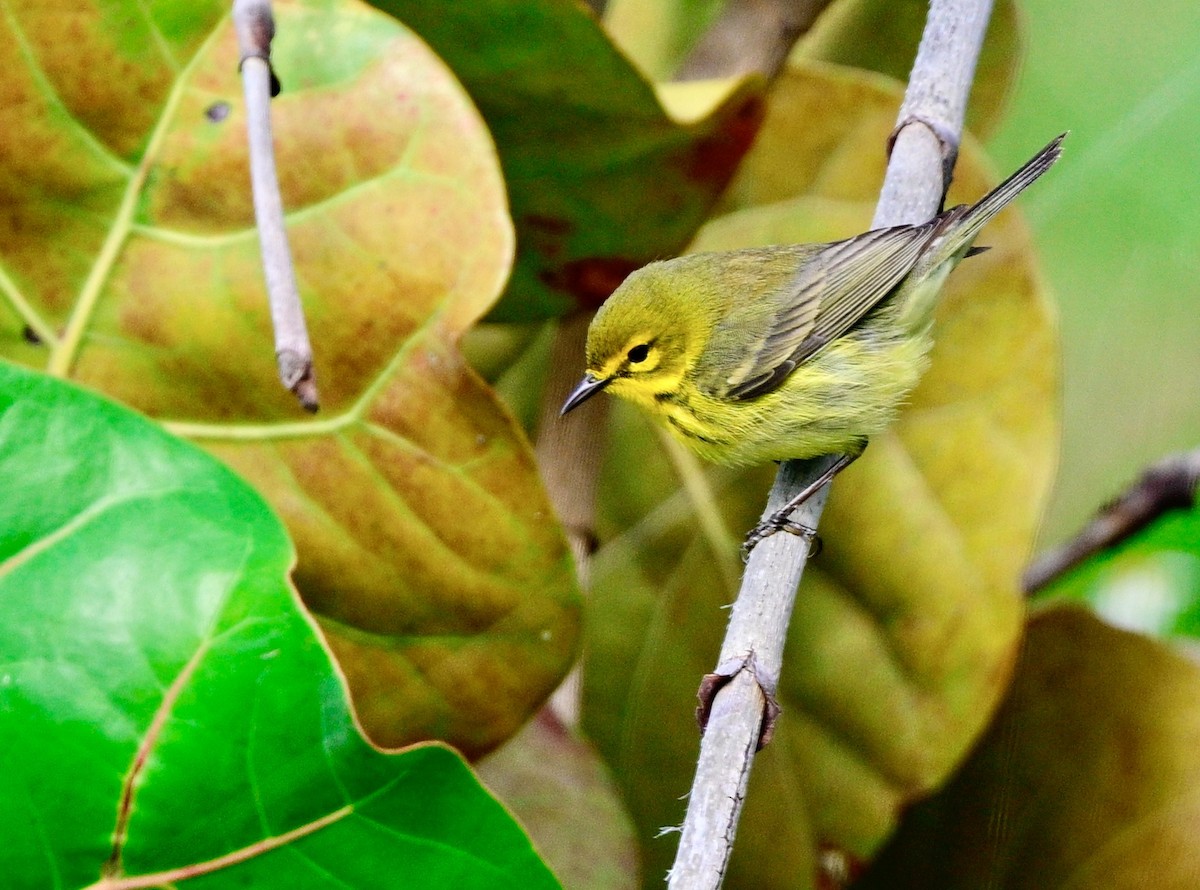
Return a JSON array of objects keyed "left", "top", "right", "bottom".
[{"left": 932, "top": 133, "right": 1066, "bottom": 263}]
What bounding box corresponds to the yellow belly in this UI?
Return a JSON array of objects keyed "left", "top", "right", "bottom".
[{"left": 638, "top": 327, "right": 931, "bottom": 466}]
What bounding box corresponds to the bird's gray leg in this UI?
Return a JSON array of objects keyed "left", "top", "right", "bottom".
[{"left": 742, "top": 449, "right": 864, "bottom": 559}]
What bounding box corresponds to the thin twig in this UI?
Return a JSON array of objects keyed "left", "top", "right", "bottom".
[
  {"left": 675, "top": 0, "right": 833, "bottom": 82},
  {"left": 1024, "top": 449, "right": 1200, "bottom": 594},
  {"left": 233, "top": 0, "right": 318, "bottom": 411},
  {"left": 668, "top": 1, "right": 995, "bottom": 886}
]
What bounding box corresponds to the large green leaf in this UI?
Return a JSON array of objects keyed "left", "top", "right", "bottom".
[
  {"left": 367, "top": 0, "right": 766, "bottom": 320},
  {"left": 0, "top": 0, "right": 579, "bottom": 756},
  {"left": 0, "top": 362, "right": 557, "bottom": 889},
  {"left": 583, "top": 60, "right": 1059, "bottom": 888},
  {"left": 857, "top": 605, "right": 1200, "bottom": 889}
]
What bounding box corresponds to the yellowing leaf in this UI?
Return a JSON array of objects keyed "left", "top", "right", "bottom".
[
  {"left": 0, "top": 0, "right": 579, "bottom": 756},
  {"left": 602, "top": 0, "right": 727, "bottom": 81},
  {"left": 584, "top": 59, "right": 1059, "bottom": 886},
  {"left": 860, "top": 605, "right": 1200, "bottom": 890}
]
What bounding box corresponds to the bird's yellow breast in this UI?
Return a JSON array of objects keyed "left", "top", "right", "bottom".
[{"left": 614, "top": 322, "right": 931, "bottom": 466}]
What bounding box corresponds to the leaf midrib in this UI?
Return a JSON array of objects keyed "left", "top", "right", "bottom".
[{"left": 46, "top": 17, "right": 229, "bottom": 379}]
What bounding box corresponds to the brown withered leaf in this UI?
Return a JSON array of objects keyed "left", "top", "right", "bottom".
[{"left": 478, "top": 709, "right": 642, "bottom": 890}]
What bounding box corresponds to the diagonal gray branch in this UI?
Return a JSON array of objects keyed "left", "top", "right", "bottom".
[
  {"left": 668, "top": 1, "right": 995, "bottom": 886},
  {"left": 233, "top": 0, "right": 319, "bottom": 412}
]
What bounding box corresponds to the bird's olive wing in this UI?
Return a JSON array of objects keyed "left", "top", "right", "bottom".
[{"left": 719, "top": 220, "right": 943, "bottom": 401}]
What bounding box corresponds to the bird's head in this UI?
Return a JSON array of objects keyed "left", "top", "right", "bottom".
[{"left": 561, "top": 261, "right": 698, "bottom": 415}]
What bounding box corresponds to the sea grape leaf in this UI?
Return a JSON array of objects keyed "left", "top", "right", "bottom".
[
  {"left": 796, "top": 0, "right": 1023, "bottom": 138},
  {"left": 583, "top": 60, "right": 1059, "bottom": 888},
  {"left": 478, "top": 709, "right": 642, "bottom": 889},
  {"left": 366, "top": 0, "right": 767, "bottom": 320},
  {"left": 857, "top": 604, "right": 1200, "bottom": 890},
  {"left": 0, "top": 362, "right": 558, "bottom": 890},
  {"left": 0, "top": 0, "right": 579, "bottom": 756}
]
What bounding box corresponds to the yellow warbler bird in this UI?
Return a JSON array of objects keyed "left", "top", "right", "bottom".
[{"left": 561, "top": 135, "right": 1064, "bottom": 543}]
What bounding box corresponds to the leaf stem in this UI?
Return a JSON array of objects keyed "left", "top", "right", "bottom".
[
  {"left": 655, "top": 427, "right": 742, "bottom": 595},
  {"left": 0, "top": 263, "right": 57, "bottom": 348},
  {"left": 46, "top": 51, "right": 198, "bottom": 378},
  {"left": 668, "top": 1, "right": 995, "bottom": 886}
]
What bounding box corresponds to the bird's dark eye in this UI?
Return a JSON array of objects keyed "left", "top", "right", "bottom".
[{"left": 627, "top": 343, "right": 651, "bottom": 364}]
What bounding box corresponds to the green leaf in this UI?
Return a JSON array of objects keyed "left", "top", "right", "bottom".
[
  {"left": 367, "top": 0, "right": 766, "bottom": 320},
  {"left": 0, "top": 362, "right": 557, "bottom": 889},
  {"left": 583, "top": 60, "right": 1059, "bottom": 888},
  {"left": 858, "top": 605, "right": 1200, "bottom": 889},
  {"left": 0, "top": 0, "right": 579, "bottom": 756},
  {"left": 796, "top": 0, "right": 1023, "bottom": 137}
]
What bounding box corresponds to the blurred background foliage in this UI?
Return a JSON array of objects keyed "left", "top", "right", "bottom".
[{"left": 988, "top": 0, "right": 1200, "bottom": 545}]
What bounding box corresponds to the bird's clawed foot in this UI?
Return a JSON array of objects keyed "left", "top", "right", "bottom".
[
  {"left": 741, "top": 510, "right": 822, "bottom": 561},
  {"left": 740, "top": 451, "right": 863, "bottom": 560}
]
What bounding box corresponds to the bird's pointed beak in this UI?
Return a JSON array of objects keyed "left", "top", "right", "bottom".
[{"left": 561, "top": 372, "right": 611, "bottom": 415}]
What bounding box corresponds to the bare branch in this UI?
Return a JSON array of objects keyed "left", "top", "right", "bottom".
[
  {"left": 1024, "top": 450, "right": 1200, "bottom": 594},
  {"left": 669, "top": 1, "right": 995, "bottom": 886},
  {"left": 233, "top": 0, "right": 318, "bottom": 411}
]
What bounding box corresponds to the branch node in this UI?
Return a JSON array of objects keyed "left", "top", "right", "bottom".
[
  {"left": 697, "top": 654, "right": 782, "bottom": 750},
  {"left": 233, "top": 0, "right": 276, "bottom": 51},
  {"left": 888, "top": 114, "right": 961, "bottom": 191},
  {"left": 238, "top": 53, "right": 281, "bottom": 97},
  {"left": 233, "top": 0, "right": 282, "bottom": 95}
]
